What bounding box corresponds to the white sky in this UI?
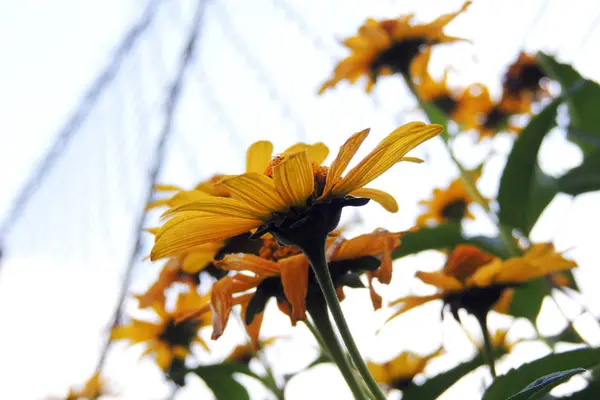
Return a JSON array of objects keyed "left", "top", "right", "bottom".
[{"left": 1, "top": 0, "right": 600, "bottom": 399}]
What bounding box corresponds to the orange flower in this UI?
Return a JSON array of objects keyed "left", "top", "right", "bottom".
[
  {"left": 501, "top": 52, "right": 550, "bottom": 114},
  {"left": 367, "top": 348, "right": 443, "bottom": 391}
]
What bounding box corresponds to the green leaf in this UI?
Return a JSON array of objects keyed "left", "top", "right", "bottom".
[
  {"left": 482, "top": 347, "right": 600, "bottom": 400},
  {"left": 392, "top": 224, "right": 464, "bottom": 259},
  {"left": 547, "top": 324, "right": 587, "bottom": 346},
  {"left": 392, "top": 224, "right": 510, "bottom": 260},
  {"left": 402, "top": 350, "right": 507, "bottom": 400},
  {"left": 497, "top": 96, "right": 562, "bottom": 235},
  {"left": 506, "top": 369, "right": 586, "bottom": 400},
  {"left": 558, "top": 148, "right": 600, "bottom": 195},
  {"left": 192, "top": 363, "right": 263, "bottom": 400},
  {"left": 508, "top": 278, "right": 549, "bottom": 322},
  {"left": 419, "top": 98, "right": 449, "bottom": 138},
  {"left": 537, "top": 52, "right": 600, "bottom": 154}
]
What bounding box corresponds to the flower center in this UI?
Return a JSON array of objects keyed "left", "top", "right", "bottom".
[
  {"left": 440, "top": 198, "right": 467, "bottom": 222},
  {"left": 371, "top": 37, "right": 427, "bottom": 77},
  {"left": 264, "top": 155, "right": 286, "bottom": 178},
  {"left": 432, "top": 94, "right": 458, "bottom": 115},
  {"left": 505, "top": 64, "right": 546, "bottom": 95},
  {"left": 481, "top": 107, "right": 509, "bottom": 131},
  {"left": 159, "top": 318, "right": 199, "bottom": 348},
  {"left": 258, "top": 237, "right": 302, "bottom": 261}
]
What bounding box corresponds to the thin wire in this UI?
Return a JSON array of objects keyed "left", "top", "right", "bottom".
[
  {"left": 94, "top": 0, "right": 208, "bottom": 372},
  {"left": 0, "top": 0, "right": 166, "bottom": 243},
  {"left": 571, "top": 10, "right": 600, "bottom": 61},
  {"left": 519, "top": 0, "right": 552, "bottom": 49}
]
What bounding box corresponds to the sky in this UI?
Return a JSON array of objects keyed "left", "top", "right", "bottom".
[{"left": 1, "top": 0, "right": 600, "bottom": 399}]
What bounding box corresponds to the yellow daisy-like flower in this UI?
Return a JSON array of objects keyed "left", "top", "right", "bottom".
[
  {"left": 319, "top": 1, "right": 471, "bottom": 93},
  {"left": 111, "top": 291, "right": 212, "bottom": 371},
  {"left": 386, "top": 243, "right": 576, "bottom": 323},
  {"left": 501, "top": 51, "right": 550, "bottom": 114},
  {"left": 209, "top": 230, "right": 402, "bottom": 347},
  {"left": 59, "top": 372, "right": 108, "bottom": 400},
  {"left": 416, "top": 171, "right": 480, "bottom": 226},
  {"left": 454, "top": 84, "right": 522, "bottom": 141},
  {"left": 367, "top": 348, "right": 443, "bottom": 391},
  {"left": 151, "top": 122, "right": 442, "bottom": 260}
]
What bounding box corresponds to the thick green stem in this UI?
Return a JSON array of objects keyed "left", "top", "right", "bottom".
[
  {"left": 304, "top": 240, "right": 387, "bottom": 400},
  {"left": 308, "top": 298, "right": 368, "bottom": 400},
  {"left": 476, "top": 313, "right": 497, "bottom": 378}
]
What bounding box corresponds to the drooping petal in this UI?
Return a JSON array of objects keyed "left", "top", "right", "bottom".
[
  {"left": 385, "top": 294, "right": 444, "bottom": 323},
  {"left": 210, "top": 277, "right": 234, "bottom": 340},
  {"left": 165, "top": 196, "right": 264, "bottom": 220},
  {"left": 350, "top": 187, "right": 399, "bottom": 212},
  {"left": 154, "top": 343, "right": 174, "bottom": 370},
  {"left": 219, "top": 173, "right": 288, "bottom": 214},
  {"left": 151, "top": 214, "right": 260, "bottom": 260},
  {"left": 279, "top": 255, "right": 309, "bottom": 325},
  {"left": 216, "top": 253, "right": 281, "bottom": 276},
  {"left": 492, "top": 288, "right": 514, "bottom": 314},
  {"left": 136, "top": 260, "right": 181, "bottom": 308},
  {"left": 416, "top": 271, "right": 464, "bottom": 291},
  {"left": 332, "top": 123, "right": 443, "bottom": 195},
  {"left": 241, "top": 297, "right": 264, "bottom": 350},
  {"left": 181, "top": 242, "right": 224, "bottom": 273},
  {"left": 110, "top": 320, "right": 163, "bottom": 344},
  {"left": 246, "top": 141, "right": 274, "bottom": 173},
  {"left": 273, "top": 151, "right": 314, "bottom": 207},
  {"left": 323, "top": 128, "right": 370, "bottom": 196}
]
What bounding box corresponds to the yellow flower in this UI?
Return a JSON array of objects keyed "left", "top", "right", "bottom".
[
  {"left": 225, "top": 337, "right": 279, "bottom": 365},
  {"left": 209, "top": 230, "right": 402, "bottom": 346},
  {"left": 319, "top": 2, "right": 471, "bottom": 93},
  {"left": 151, "top": 123, "right": 442, "bottom": 260},
  {"left": 111, "top": 291, "right": 212, "bottom": 371},
  {"left": 60, "top": 372, "right": 109, "bottom": 400},
  {"left": 367, "top": 348, "right": 443, "bottom": 390},
  {"left": 454, "top": 84, "right": 522, "bottom": 141},
  {"left": 416, "top": 171, "right": 480, "bottom": 226},
  {"left": 501, "top": 52, "right": 550, "bottom": 114},
  {"left": 387, "top": 243, "right": 576, "bottom": 323}
]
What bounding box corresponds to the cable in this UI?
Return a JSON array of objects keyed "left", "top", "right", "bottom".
[
  {"left": 0, "top": 0, "right": 166, "bottom": 243},
  {"left": 94, "top": 0, "right": 208, "bottom": 373}
]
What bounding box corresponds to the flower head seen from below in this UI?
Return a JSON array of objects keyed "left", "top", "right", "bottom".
[
  {"left": 151, "top": 122, "right": 442, "bottom": 260},
  {"left": 111, "top": 291, "right": 212, "bottom": 373},
  {"left": 501, "top": 51, "right": 550, "bottom": 113},
  {"left": 319, "top": 1, "right": 471, "bottom": 93},
  {"left": 368, "top": 348, "right": 443, "bottom": 391},
  {"left": 208, "top": 230, "right": 403, "bottom": 347},
  {"left": 386, "top": 243, "right": 577, "bottom": 324},
  {"left": 225, "top": 337, "right": 280, "bottom": 366},
  {"left": 417, "top": 171, "right": 481, "bottom": 226}
]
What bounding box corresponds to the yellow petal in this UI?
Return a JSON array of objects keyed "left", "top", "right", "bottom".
[
  {"left": 492, "top": 288, "right": 514, "bottom": 314},
  {"left": 216, "top": 253, "right": 281, "bottom": 276},
  {"left": 350, "top": 188, "right": 399, "bottom": 212},
  {"left": 323, "top": 128, "right": 370, "bottom": 195},
  {"left": 246, "top": 141, "right": 274, "bottom": 173},
  {"left": 283, "top": 142, "right": 329, "bottom": 165},
  {"left": 416, "top": 271, "right": 463, "bottom": 291},
  {"left": 467, "top": 259, "right": 503, "bottom": 287},
  {"left": 333, "top": 123, "right": 443, "bottom": 195},
  {"left": 210, "top": 277, "right": 234, "bottom": 340},
  {"left": 273, "top": 151, "right": 314, "bottom": 207},
  {"left": 154, "top": 343, "right": 174, "bottom": 370},
  {"left": 181, "top": 242, "right": 224, "bottom": 273},
  {"left": 279, "top": 255, "right": 309, "bottom": 324},
  {"left": 151, "top": 214, "right": 260, "bottom": 260},
  {"left": 219, "top": 173, "right": 287, "bottom": 214},
  {"left": 165, "top": 196, "right": 263, "bottom": 220},
  {"left": 385, "top": 294, "right": 444, "bottom": 324},
  {"left": 110, "top": 320, "right": 162, "bottom": 343},
  {"left": 154, "top": 184, "right": 181, "bottom": 192}
]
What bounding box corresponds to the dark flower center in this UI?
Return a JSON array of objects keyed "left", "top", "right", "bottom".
[
  {"left": 444, "top": 284, "right": 508, "bottom": 321},
  {"left": 371, "top": 38, "right": 427, "bottom": 78},
  {"left": 481, "top": 107, "right": 509, "bottom": 131},
  {"left": 432, "top": 95, "right": 458, "bottom": 115},
  {"left": 440, "top": 199, "right": 468, "bottom": 222},
  {"left": 504, "top": 64, "right": 546, "bottom": 95},
  {"left": 159, "top": 318, "right": 199, "bottom": 348},
  {"left": 391, "top": 377, "right": 415, "bottom": 391}
]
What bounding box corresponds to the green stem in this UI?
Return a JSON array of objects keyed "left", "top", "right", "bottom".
[
  {"left": 304, "top": 240, "right": 387, "bottom": 400},
  {"left": 475, "top": 313, "right": 497, "bottom": 378},
  {"left": 308, "top": 298, "right": 368, "bottom": 400}
]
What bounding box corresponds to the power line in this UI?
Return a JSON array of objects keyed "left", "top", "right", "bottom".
[
  {"left": 0, "top": 0, "right": 166, "bottom": 242},
  {"left": 95, "top": 0, "right": 208, "bottom": 373}
]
